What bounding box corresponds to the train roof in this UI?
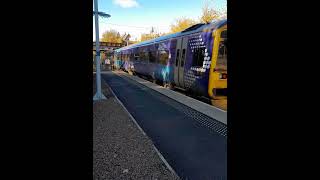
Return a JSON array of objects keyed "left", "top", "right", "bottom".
[{"left": 115, "top": 18, "right": 227, "bottom": 52}]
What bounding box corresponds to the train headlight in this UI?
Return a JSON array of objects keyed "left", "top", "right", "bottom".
[
  {"left": 223, "top": 74, "right": 227, "bottom": 79},
  {"left": 219, "top": 73, "right": 227, "bottom": 79}
]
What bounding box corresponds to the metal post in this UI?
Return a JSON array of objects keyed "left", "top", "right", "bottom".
[{"left": 93, "top": 0, "right": 107, "bottom": 100}]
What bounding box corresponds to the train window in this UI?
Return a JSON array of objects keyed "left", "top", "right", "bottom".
[
  {"left": 135, "top": 55, "right": 139, "bottom": 61},
  {"left": 192, "top": 47, "right": 205, "bottom": 66},
  {"left": 145, "top": 51, "right": 149, "bottom": 62},
  {"left": 149, "top": 51, "right": 156, "bottom": 63},
  {"left": 159, "top": 50, "right": 169, "bottom": 65},
  {"left": 216, "top": 40, "right": 227, "bottom": 71},
  {"left": 134, "top": 53, "right": 139, "bottom": 61},
  {"left": 181, "top": 49, "right": 186, "bottom": 67},
  {"left": 175, "top": 49, "right": 180, "bottom": 66},
  {"left": 130, "top": 53, "right": 134, "bottom": 61},
  {"left": 221, "top": 30, "right": 227, "bottom": 38},
  {"left": 139, "top": 50, "right": 149, "bottom": 62},
  {"left": 139, "top": 51, "right": 145, "bottom": 61}
]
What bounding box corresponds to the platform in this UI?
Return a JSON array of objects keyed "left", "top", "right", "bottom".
[
  {"left": 112, "top": 70, "right": 227, "bottom": 125},
  {"left": 101, "top": 71, "right": 227, "bottom": 180}
]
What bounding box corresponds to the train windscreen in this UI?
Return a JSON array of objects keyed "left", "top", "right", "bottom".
[{"left": 216, "top": 31, "right": 227, "bottom": 71}]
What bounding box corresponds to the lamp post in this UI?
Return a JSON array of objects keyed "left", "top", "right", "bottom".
[{"left": 93, "top": 0, "right": 111, "bottom": 101}]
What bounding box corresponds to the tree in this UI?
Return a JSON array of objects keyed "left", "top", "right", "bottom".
[
  {"left": 139, "top": 27, "right": 167, "bottom": 42},
  {"left": 170, "top": 17, "right": 197, "bottom": 33},
  {"left": 199, "top": 0, "right": 220, "bottom": 23},
  {"left": 100, "top": 29, "right": 123, "bottom": 43},
  {"left": 116, "top": 32, "right": 121, "bottom": 43},
  {"left": 140, "top": 33, "right": 154, "bottom": 41}
]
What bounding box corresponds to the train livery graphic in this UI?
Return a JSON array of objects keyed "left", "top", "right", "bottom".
[{"left": 113, "top": 19, "right": 227, "bottom": 101}]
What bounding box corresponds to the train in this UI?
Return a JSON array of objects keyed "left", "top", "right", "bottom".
[{"left": 113, "top": 19, "right": 227, "bottom": 102}]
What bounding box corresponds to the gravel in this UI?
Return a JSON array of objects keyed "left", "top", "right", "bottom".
[{"left": 93, "top": 73, "right": 180, "bottom": 180}]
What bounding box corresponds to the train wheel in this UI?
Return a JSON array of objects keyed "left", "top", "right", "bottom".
[
  {"left": 164, "top": 83, "right": 174, "bottom": 90},
  {"left": 163, "top": 83, "right": 167, "bottom": 88},
  {"left": 168, "top": 83, "right": 175, "bottom": 90}
]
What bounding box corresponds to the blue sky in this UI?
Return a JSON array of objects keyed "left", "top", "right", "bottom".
[{"left": 93, "top": 0, "right": 226, "bottom": 41}]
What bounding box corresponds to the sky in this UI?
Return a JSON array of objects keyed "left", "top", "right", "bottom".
[{"left": 93, "top": 0, "right": 226, "bottom": 41}]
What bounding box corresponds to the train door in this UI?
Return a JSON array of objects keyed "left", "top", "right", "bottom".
[{"left": 174, "top": 37, "right": 188, "bottom": 88}]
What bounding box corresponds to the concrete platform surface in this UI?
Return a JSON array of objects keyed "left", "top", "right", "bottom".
[{"left": 111, "top": 70, "right": 227, "bottom": 125}]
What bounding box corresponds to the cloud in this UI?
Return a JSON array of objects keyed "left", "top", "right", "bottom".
[{"left": 113, "top": 0, "right": 139, "bottom": 8}]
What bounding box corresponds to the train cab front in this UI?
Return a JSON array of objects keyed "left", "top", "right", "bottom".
[
  {"left": 208, "top": 32, "right": 227, "bottom": 101},
  {"left": 210, "top": 69, "right": 227, "bottom": 100}
]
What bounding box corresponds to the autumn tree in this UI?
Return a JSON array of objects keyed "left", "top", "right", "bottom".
[
  {"left": 170, "top": 17, "right": 197, "bottom": 33},
  {"left": 140, "top": 33, "right": 160, "bottom": 41},
  {"left": 101, "top": 29, "right": 123, "bottom": 43},
  {"left": 140, "top": 27, "right": 167, "bottom": 42},
  {"left": 140, "top": 33, "right": 155, "bottom": 41},
  {"left": 199, "top": 0, "right": 220, "bottom": 23}
]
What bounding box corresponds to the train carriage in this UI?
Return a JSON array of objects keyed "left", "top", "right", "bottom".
[{"left": 113, "top": 19, "right": 227, "bottom": 101}]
